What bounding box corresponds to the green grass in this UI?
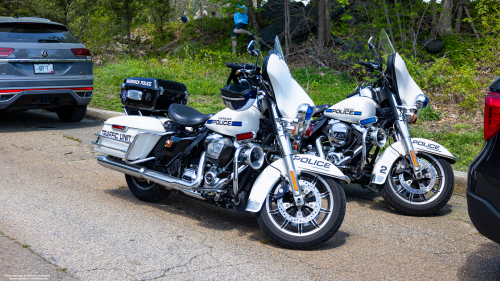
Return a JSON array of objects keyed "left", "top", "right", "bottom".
[
  {"left": 92, "top": 56, "right": 357, "bottom": 114},
  {"left": 410, "top": 123, "right": 484, "bottom": 172}
]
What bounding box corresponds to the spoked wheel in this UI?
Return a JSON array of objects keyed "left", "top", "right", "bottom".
[
  {"left": 380, "top": 153, "right": 454, "bottom": 216},
  {"left": 257, "top": 172, "right": 346, "bottom": 249},
  {"left": 125, "top": 175, "right": 171, "bottom": 203}
]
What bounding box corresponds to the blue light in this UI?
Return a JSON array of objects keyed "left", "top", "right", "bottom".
[
  {"left": 305, "top": 106, "right": 314, "bottom": 120},
  {"left": 360, "top": 117, "right": 377, "bottom": 126},
  {"left": 423, "top": 97, "right": 429, "bottom": 108}
]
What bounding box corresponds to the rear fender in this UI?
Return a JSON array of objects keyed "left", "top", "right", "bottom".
[
  {"left": 370, "top": 138, "right": 457, "bottom": 186},
  {"left": 245, "top": 154, "right": 349, "bottom": 213}
]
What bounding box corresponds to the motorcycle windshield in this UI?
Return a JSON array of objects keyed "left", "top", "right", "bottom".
[
  {"left": 264, "top": 36, "right": 314, "bottom": 118},
  {"left": 378, "top": 28, "right": 425, "bottom": 107},
  {"left": 274, "top": 35, "right": 285, "bottom": 62},
  {"left": 378, "top": 29, "right": 395, "bottom": 66}
]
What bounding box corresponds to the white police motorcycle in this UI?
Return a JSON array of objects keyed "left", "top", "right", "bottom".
[{"left": 93, "top": 37, "right": 348, "bottom": 249}]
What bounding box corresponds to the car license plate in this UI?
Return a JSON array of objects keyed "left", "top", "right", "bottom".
[{"left": 34, "top": 64, "right": 54, "bottom": 74}]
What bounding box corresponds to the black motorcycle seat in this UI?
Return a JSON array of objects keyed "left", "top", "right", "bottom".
[
  {"left": 313, "top": 104, "right": 331, "bottom": 117},
  {"left": 168, "top": 104, "right": 214, "bottom": 127}
]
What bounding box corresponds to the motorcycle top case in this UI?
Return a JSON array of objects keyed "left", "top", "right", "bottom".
[{"left": 121, "top": 77, "right": 188, "bottom": 112}]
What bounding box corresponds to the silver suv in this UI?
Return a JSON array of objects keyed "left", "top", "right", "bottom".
[{"left": 0, "top": 16, "right": 93, "bottom": 122}]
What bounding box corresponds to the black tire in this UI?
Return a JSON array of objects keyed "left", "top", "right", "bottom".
[
  {"left": 125, "top": 175, "right": 171, "bottom": 203},
  {"left": 380, "top": 153, "right": 454, "bottom": 216},
  {"left": 56, "top": 105, "right": 87, "bottom": 122},
  {"left": 257, "top": 173, "right": 346, "bottom": 249}
]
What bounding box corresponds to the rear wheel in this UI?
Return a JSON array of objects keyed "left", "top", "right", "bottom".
[
  {"left": 257, "top": 173, "right": 346, "bottom": 249},
  {"left": 56, "top": 105, "right": 87, "bottom": 122},
  {"left": 125, "top": 175, "right": 171, "bottom": 203},
  {"left": 380, "top": 153, "right": 454, "bottom": 216}
]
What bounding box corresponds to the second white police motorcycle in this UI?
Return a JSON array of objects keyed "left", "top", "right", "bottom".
[
  {"left": 301, "top": 29, "right": 456, "bottom": 216},
  {"left": 93, "top": 38, "right": 348, "bottom": 249}
]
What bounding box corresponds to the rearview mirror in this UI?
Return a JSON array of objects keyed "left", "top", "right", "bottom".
[
  {"left": 247, "top": 40, "right": 260, "bottom": 57},
  {"left": 367, "top": 36, "right": 375, "bottom": 50}
]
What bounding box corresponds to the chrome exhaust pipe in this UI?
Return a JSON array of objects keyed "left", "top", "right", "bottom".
[
  {"left": 97, "top": 152, "right": 206, "bottom": 200},
  {"left": 315, "top": 136, "right": 325, "bottom": 159}
]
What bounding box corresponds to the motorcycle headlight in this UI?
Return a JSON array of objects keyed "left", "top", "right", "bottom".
[
  {"left": 296, "top": 104, "right": 315, "bottom": 121},
  {"left": 415, "top": 94, "right": 428, "bottom": 109},
  {"left": 410, "top": 95, "right": 429, "bottom": 124}
]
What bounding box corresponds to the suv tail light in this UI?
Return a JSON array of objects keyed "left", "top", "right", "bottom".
[
  {"left": 484, "top": 91, "right": 500, "bottom": 141},
  {"left": 71, "top": 48, "right": 91, "bottom": 57},
  {"left": 0, "top": 48, "right": 14, "bottom": 57}
]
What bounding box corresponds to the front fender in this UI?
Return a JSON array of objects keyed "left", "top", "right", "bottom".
[
  {"left": 370, "top": 138, "right": 457, "bottom": 186},
  {"left": 245, "top": 154, "right": 349, "bottom": 213}
]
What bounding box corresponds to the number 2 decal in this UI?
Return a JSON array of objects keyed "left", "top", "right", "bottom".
[{"left": 380, "top": 166, "right": 387, "bottom": 174}]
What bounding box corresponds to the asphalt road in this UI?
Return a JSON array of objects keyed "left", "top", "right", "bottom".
[{"left": 0, "top": 110, "right": 499, "bottom": 281}]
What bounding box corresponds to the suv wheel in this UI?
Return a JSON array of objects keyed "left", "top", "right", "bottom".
[{"left": 56, "top": 105, "right": 87, "bottom": 122}]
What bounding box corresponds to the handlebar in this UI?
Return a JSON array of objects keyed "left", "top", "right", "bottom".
[
  {"left": 226, "top": 62, "right": 253, "bottom": 70},
  {"left": 358, "top": 60, "right": 382, "bottom": 72},
  {"left": 346, "top": 91, "right": 358, "bottom": 98},
  {"left": 358, "top": 61, "right": 372, "bottom": 68}
]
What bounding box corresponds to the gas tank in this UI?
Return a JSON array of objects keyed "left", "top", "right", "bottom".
[
  {"left": 205, "top": 106, "right": 264, "bottom": 138},
  {"left": 324, "top": 96, "right": 380, "bottom": 124}
]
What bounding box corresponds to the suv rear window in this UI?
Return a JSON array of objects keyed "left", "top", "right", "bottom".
[{"left": 0, "top": 23, "right": 79, "bottom": 43}]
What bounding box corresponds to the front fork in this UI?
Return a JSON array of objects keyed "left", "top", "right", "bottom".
[
  {"left": 270, "top": 101, "right": 305, "bottom": 207},
  {"left": 390, "top": 94, "right": 423, "bottom": 179}
]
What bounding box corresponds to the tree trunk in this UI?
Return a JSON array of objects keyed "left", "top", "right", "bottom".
[
  {"left": 464, "top": 5, "right": 480, "bottom": 40},
  {"left": 257, "top": 0, "right": 262, "bottom": 22},
  {"left": 125, "top": 0, "right": 131, "bottom": 54},
  {"left": 324, "top": 0, "right": 331, "bottom": 45},
  {"left": 430, "top": 0, "right": 437, "bottom": 36},
  {"left": 317, "top": 0, "right": 325, "bottom": 52},
  {"left": 284, "top": 0, "right": 291, "bottom": 57},
  {"left": 382, "top": 0, "right": 395, "bottom": 43},
  {"left": 455, "top": 0, "right": 463, "bottom": 33},
  {"left": 438, "top": 0, "right": 453, "bottom": 36},
  {"left": 394, "top": 0, "right": 403, "bottom": 40}
]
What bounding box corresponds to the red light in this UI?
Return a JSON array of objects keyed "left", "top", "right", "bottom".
[
  {"left": 0, "top": 48, "right": 14, "bottom": 57},
  {"left": 236, "top": 132, "right": 253, "bottom": 141},
  {"left": 71, "top": 48, "right": 91, "bottom": 57},
  {"left": 0, "top": 87, "right": 93, "bottom": 92},
  {"left": 0, "top": 89, "right": 21, "bottom": 93},
  {"left": 112, "top": 125, "right": 126, "bottom": 130},
  {"left": 69, "top": 87, "right": 93, "bottom": 91},
  {"left": 484, "top": 91, "right": 500, "bottom": 141},
  {"left": 305, "top": 124, "right": 313, "bottom": 136}
]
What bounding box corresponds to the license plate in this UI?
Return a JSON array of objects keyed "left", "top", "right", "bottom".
[{"left": 34, "top": 64, "right": 54, "bottom": 74}]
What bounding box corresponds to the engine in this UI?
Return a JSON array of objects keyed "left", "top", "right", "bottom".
[
  {"left": 327, "top": 120, "right": 353, "bottom": 148},
  {"left": 202, "top": 133, "right": 265, "bottom": 188},
  {"left": 322, "top": 120, "right": 386, "bottom": 165}
]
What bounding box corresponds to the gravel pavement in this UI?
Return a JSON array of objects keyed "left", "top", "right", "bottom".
[{"left": 0, "top": 109, "right": 499, "bottom": 281}]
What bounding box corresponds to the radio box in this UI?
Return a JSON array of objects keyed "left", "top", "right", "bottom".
[{"left": 120, "top": 77, "right": 188, "bottom": 112}]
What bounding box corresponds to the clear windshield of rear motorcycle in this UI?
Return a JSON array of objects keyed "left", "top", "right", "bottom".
[
  {"left": 378, "top": 28, "right": 424, "bottom": 107},
  {"left": 274, "top": 36, "right": 285, "bottom": 62}
]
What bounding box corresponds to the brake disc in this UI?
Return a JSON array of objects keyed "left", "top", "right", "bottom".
[
  {"left": 276, "top": 180, "right": 322, "bottom": 224},
  {"left": 398, "top": 159, "right": 437, "bottom": 194}
]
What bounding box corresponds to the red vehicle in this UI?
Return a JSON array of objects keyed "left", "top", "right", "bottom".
[{"left": 467, "top": 76, "right": 500, "bottom": 244}]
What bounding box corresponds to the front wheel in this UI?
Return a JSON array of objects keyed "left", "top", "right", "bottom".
[
  {"left": 125, "top": 175, "right": 171, "bottom": 203},
  {"left": 257, "top": 173, "right": 346, "bottom": 249},
  {"left": 380, "top": 153, "right": 454, "bottom": 216}
]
